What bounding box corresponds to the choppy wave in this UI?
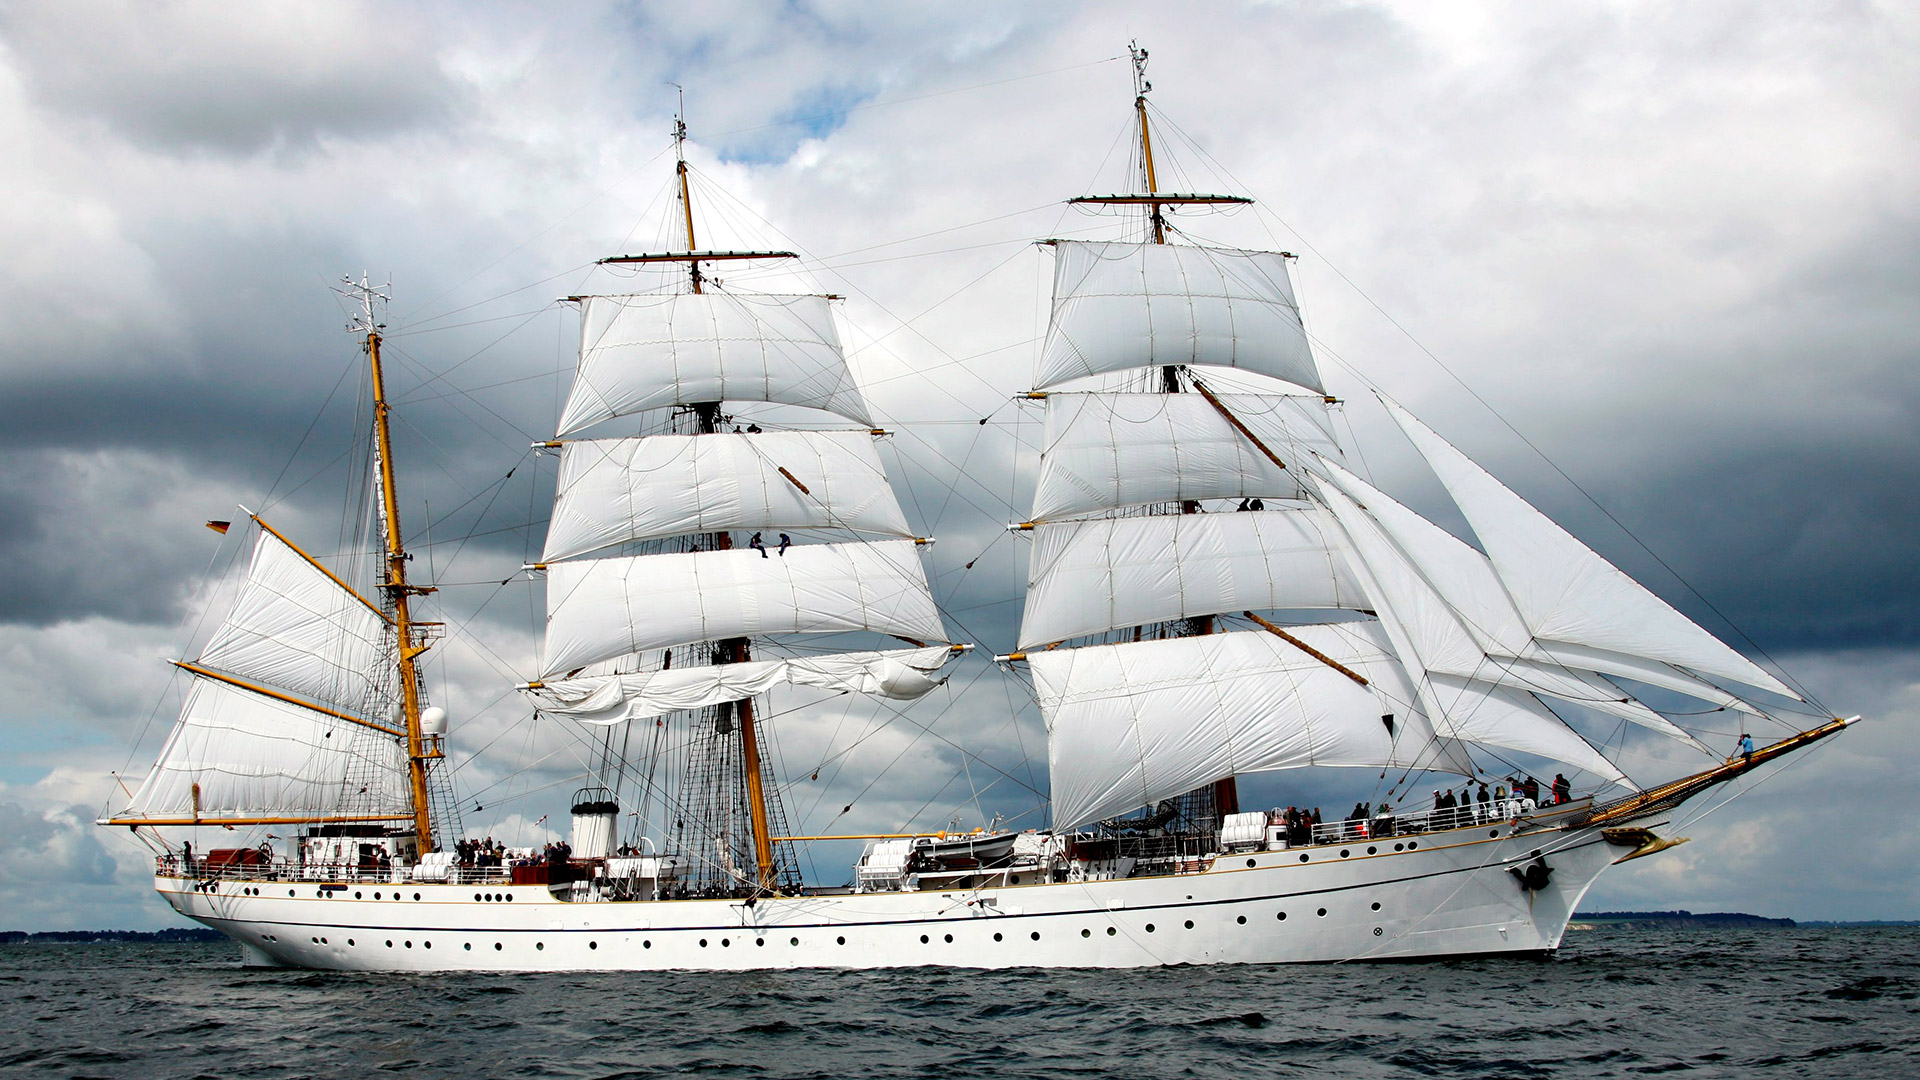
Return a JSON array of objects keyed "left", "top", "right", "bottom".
[{"left": 1, "top": 927, "right": 1915, "bottom": 1078}]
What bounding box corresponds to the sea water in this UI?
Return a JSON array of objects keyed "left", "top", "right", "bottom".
[{"left": 1, "top": 927, "right": 1914, "bottom": 1078}]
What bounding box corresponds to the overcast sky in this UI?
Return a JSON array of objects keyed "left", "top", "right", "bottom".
[{"left": 0, "top": 0, "right": 1914, "bottom": 931}]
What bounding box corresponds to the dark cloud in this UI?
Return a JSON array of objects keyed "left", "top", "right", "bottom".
[{"left": 0, "top": 1, "right": 464, "bottom": 157}]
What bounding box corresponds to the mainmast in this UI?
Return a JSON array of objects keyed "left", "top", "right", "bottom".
[
  {"left": 346, "top": 274, "right": 439, "bottom": 851},
  {"left": 606, "top": 105, "right": 788, "bottom": 892}
]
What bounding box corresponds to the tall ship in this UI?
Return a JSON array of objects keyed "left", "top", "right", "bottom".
[{"left": 103, "top": 48, "right": 1853, "bottom": 970}]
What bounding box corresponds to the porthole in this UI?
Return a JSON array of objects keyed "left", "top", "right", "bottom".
[
  {"left": 413, "top": 892, "right": 421, "bottom": 901},
  {"left": 1408, "top": 842, "right": 1418, "bottom": 850},
  {"left": 375, "top": 892, "right": 382, "bottom": 900},
  {"left": 1277, "top": 912, "right": 1287, "bottom": 921},
  {"left": 474, "top": 893, "right": 482, "bottom": 902},
  {"left": 791, "top": 938, "right": 800, "bottom": 947},
  {"left": 321, "top": 937, "right": 328, "bottom": 945},
  {"left": 404, "top": 941, "right": 412, "bottom": 949},
  {"left": 535, "top": 942, "right": 544, "bottom": 951},
  {"left": 494, "top": 943, "right": 503, "bottom": 951},
  {"left": 1010, "top": 876, "right": 1020, "bottom": 884},
  {"left": 1316, "top": 908, "right": 1327, "bottom": 917},
  {"left": 1106, "top": 927, "right": 1116, "bottom": 937},
  {"left": 589, "top": 940, "right": 599, "bottom": 950},
  {"left": 1184, "top": 920, "right": 1194, "bottom": 929},
  {"left": 386, "top": 940, "right": 394, "bottom": 948},
  {"left": 1081, "top": 929, "right": 1091, "bottom": 938},
  {"left": 721, "top": 938, "right": 730, "bottom": 948},
  {"left": 1489, "top": 830, "right": 1500, "bottom": 838},
  {"left": 755, "top": 938, "right": 764, "bottom": 947},
  {"left": 1371, "top": 902, "right": 1382, "bottom": 911},
  {"left": 1236, "top": 915, "right": 1247, "bottom": 925},
  {"left": 1374, "top": 927, "right": 1384, "bottom": 937},
  {"left": 311, "top": 937, "right": 319, "bottom": 944},
  {"left": 944, "top": 934, "right": 953, "bottom": 943},
  {"left": 1246, "top": 858, "right": 1256, "bottom": 868},
  {"left": 1030, "top": 931, "right": 1041, "bottom": 941},
  {"left": 1340, "top": 849, "right": 1350, "bottom": 858},
  {"left": 836, "top": 936, "right": 846, "bottom": 945},
  {"left": 1145, "top": 923, "right": 1155, "bottom": 933},
  {"left": 506, "top": 893, "right": 513, "bottom": 902},
  {"left": 288, "top": 889, "right": 296, "bottom": 897},
  {"left": 699, "top": 939, "right": 708, "bottom": 948},
  {"left": 643, "top": 941, "right": 652, "bottom": 949},
  {"left": 993, "top": 932, "right": 1003, "bottom": 942},
  {"left": 347, "top": 938, "right": 355, "bottom": 945},
  {"left": 1367, "top": 846, "right": 1377, "bottom": 855},
  {"left": 464, "top": 943, "right": 471, "bottom": 951},
  {"left": 920, "top": 934, "right": 930, "bottom": 944},
  {"left": 423, "top": 941, "right": 431, "bottom": 950},
  {"left": 1393, "top": 843, "right": 1404, "bottom": 852},
  {"left": 1299, "top": 853, "right": 1309, "bottom": 863}
]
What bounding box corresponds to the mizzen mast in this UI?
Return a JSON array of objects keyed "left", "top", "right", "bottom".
[{"left": 345, "top": 274, "right": 439, "bottom": 851}]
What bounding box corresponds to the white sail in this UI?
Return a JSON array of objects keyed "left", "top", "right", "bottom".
[
  {"left": 1312, "top": 477, "right": 1634, "bottom": 781},
  {"left": 121, "top": 678, "right": 411, "bottom": 820},
  {"left": 1313, "top": 463, "right": 1709, "bottom": 751},
  {"left": 1037, "top": 241, "right": 1324, "bottom": 393},
  {"left": 1030, "top": 392, "right": 1341, "bottom": 522},
  {"left": 196, "top": 528, "right": 390, "bottom": 715},
  {"left": 543, "top": 431, "right": 912, "bottom": 563},
  {"left": 1033, "top": 624, "right": 1462, "bottom": 830},
  {"left": 1533, "top": 640, "right": 1759, "bottom": 714},
  {"left": 1423, "top": 675, "right": 1630, "bottom": 787},
  {"left": 528, "top": 645, "right": 956, "bottom": 725},
  {"left": 558, "top": 293, "right": 872, "bottom": 435},
  {"left": 542, "top": 540, "right": 946, "bottom": 678},
  {"left": 1018, "top": 508, "right": 1367, "bottom": 649},
  {"left": 1383, "top": 399, "right": 1798, "bottom": 700}
]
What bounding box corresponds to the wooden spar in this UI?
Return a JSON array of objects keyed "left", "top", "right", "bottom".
[
  {"left": 1136, "top": 90, "right": 1164, "bottom": 245},
  {"left": 776, "top": 466, "right": 811, "bottom": 495},
  {"left": 597, "top": 250, "right": 797, "bottom": 265},
  {"left": 1243, "top": 611, "right": 1371, "bottom": 687},
  {"left": 1585, "top": 716, "right": 1856, "bottom": 828},
  {"left": 171, "top": 661, "right": 406, "bottom": 737},
  {"left": 246, "top": 513, "right": 392, "bottom": 624},
  {"left": 362, "top": 312, "right": 437, "bottom": 851},
  {"left": 1068, "top": 194, "right": 1251, "bottom": 206},
  {"left": 675, "top": 110, "right": 701, "bottom": 293},
  {"left": 1190, "top": 378, "right": 1289, "bottom": 473},
  {"left": 106, "top": 813, "right": 415, "bottom": 827}
]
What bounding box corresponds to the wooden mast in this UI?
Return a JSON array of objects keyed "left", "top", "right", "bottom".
[
  {"left": 667, "top": 104, "right": 778, "bottom": 892},
  {"left": 348, "top": 275, "right": 437, "bottom": 853}
]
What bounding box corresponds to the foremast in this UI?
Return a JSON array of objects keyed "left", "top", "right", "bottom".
[{"left": 347, "top": 275, "right": 440, "bottom": 851}]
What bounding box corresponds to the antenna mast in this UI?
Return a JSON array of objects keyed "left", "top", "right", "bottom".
[
  {"left": 344, "top": 273, "right": 438, "bottom": 852},
  {"left": 1130, "top": 42, "right": 1165, "bottom": 245},
  {"left": 673, "top": 89, "right": 703, "bottom": 294}
]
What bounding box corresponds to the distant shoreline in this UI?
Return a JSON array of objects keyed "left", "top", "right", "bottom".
[{"left": 0, "top": 929, "right": 225, "bottom": 944}]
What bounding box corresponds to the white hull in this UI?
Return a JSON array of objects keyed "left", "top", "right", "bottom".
[{"left": 161, "top": 818, "right": 1634, "bottom": 971}]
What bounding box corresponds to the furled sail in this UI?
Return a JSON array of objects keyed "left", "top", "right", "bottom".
[
  {"left": 543, "top": 431, "right": 913, "bottom": 563},
  {"left": 541, "top": 540, "right": 948, "bottom": 678},
  {"left": 121, "top": 679, "right": 410, "bottom": 820},
  {"left": 529, "top": 645, "right": 956, "bottom": 725},
  {"left": 1030, "top": 391, "right": 1341, "bottom": 522},
  {"left": 1036, "top": 241, "right": 1324, "bottom": 393},
  {"left": 197, "top": 528, "right": 391, "bottom": 715},
  {"left": 1018, "top": 508, "right": 1368, "bottom": 649},
  {"left": 1033, "top": 624, "right": 1466, "bottom": 830},
  {"left": 1381, "top": 399, "right": 1798, "bottom": 699},
  {"left": 558, "top": 293, "right": 872, "bottom": 435}
]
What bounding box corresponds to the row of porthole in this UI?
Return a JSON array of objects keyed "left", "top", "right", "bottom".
[
  {"left": 475, "top": 893, "right": 514, "bottom": 902},
  {"left": 269, "top": 902, "right": 1392, "bottom": 955}
]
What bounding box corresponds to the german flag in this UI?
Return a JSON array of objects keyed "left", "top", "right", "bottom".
[{"left": 205, "top": 520, "right": 232, "bottom": 535}]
